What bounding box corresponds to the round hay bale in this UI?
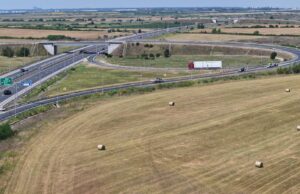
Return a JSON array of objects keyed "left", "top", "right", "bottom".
[
  {"left": 255, "top": 161, "right": 263, "bottom": 168},
  {"left": 286, "top": 88, "right": 291, "bottom": 92},
  {"left": 97, "top": 144, "right": 106, "bottom": 151},
  {"left": 297, "top": 126, "right": 300, "bottom": 131},
  {"left": 169, "top": 102, "right": 175, "bottom": 106}
]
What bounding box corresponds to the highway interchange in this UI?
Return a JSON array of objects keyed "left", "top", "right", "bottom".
[{"left": 0, "top": 26, "right": 300, "bottom": 121}]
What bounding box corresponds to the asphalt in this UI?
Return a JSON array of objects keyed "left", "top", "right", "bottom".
[
  {"left": 0, "top": 45, "right": 108, "bottom": 109},
  {"left": 0, "top": 64, "right": 283, "bottom": 122}
]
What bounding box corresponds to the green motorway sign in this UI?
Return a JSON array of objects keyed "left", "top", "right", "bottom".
[{"left": 0, "top": 78, "right": 13, "bottom": 86}]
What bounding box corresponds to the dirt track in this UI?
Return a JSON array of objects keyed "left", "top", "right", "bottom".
[{"left": 5, "top": 75, "right": 300, "bottom": 194}]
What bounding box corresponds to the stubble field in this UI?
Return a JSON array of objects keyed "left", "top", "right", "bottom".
[{"left": 5, "top": 75, "right": 300, "bottom": 194}]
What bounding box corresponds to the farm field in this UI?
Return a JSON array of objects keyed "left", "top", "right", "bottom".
[
  {"left": 104, "top": 55, "right": 277, "bottom": 68},
  {"left": 0, "top": 28, "right": 130, "bottom": 40},
  {"left": 6, "top": 75, "right": 300, "bottom": 194},
  {"left": 37, "top": 64, "right": 189, "bottom": 97},
  {"left": 159, "top": 33, "right": 265, "bottom": 42},
  {"left": 221, "top": 27, "right": 300, "bottom": 35}
]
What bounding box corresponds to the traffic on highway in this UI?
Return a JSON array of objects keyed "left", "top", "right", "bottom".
[{"left": 0, "top": 25, "right": 300, "bottom": 121}]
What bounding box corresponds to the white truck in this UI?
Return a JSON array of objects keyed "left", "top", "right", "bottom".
[{"left": 188, "top": 61, "right": 222, "bottom": 70}]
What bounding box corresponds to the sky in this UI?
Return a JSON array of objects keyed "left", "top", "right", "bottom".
[{"left": 1, "top": 0, "right": 299, "bottom": 9}]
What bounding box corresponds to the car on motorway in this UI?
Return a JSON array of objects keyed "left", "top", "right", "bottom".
[
  {"left": 3, "top": 90, "right": 12, "bottom": 95},
  {"left": 151, "top": 77, "right": 164, "bottom": 83},
  {"left": 79, "top": 50, "right": 89, "bottom": 54},
  {"left": 0, "top": 107, "right": 6, "bottom": 112},
  {"left": 239, "top": 67, "right": 246, "bottom": 72},
  {"left": 266, "top": 63, "right": 279, "bottom": 68},
  {"left": 20, "top": 68, "right": 28, "bottom": 73}
]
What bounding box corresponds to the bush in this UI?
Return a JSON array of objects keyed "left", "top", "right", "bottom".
[
  {"left": 156, "top": 53, "right": 161, "bottom": 58},
  {"left": 2, "top": 47, "right": 14, "bottom": 58},
  {"left": 0, "top": 123, "right": 14, "bottom": 140},
  {"left": 47, "top": 35, "right": 73, "bottom": 41},
  {"left": 197, "top": 23, "right": 205, "bottom": 29},
  {"left": 253, "top": 31, "right": 260, "bottom": 35},
  {"left": 141, "top": 53, "right": 148, "bottom": 59},
  {"left": 164, "top": 48, "right": 171, "bottom": 58},
  {"left": 16, "top": 47, "right": 30, "bottom": 57},
  {"left": 277, "top": 64, "right": 300, "bottom": 74},
  {"left": 149, "top": 53, "right": 155, "bottom": 59}
]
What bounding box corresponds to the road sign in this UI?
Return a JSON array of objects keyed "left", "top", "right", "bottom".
[
  {"left": 0, "top": 78, "right": 13, "bottom": 86},
  {"left": 22, "top": 80, "right": 32, "bottom": 87}
]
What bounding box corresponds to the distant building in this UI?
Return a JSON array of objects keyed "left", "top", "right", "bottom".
[{"left": 211, "top": 18, "right": 239, "bottom": 25}]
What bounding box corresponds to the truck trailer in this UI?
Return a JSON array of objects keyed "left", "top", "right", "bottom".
[{"left": 188, "top": 61, "right": 222, "bottom": 70}]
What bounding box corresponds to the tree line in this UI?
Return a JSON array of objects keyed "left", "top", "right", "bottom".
[{"left": 1, "top": 47, "right": 30, "bottom": 58}]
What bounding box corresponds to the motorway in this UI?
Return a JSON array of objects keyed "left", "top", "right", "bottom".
[
  {"left": 0, "top": 45, "right": 107, "bottom": 108},
  {"left": 0, "top": 26, "right": 187, "bottom": 110},
  {"left": 0, "top": 26, "right": 300, "bottom": 121},
  {"left": 0, "top": 59, "right": 294, "bottom": 122}
]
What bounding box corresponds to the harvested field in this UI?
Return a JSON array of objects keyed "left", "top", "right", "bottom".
[
  {"left": 6, "top": 75, "right": 300, "bottom": 194},
  {"left": 161, "top": 33, "right": 265, "bottom": 42},
  {"left": 0, "top": 28, "right": 130, "bottom": 40},
  {"left": 221, "top": 28, "right": 300, "bottom": 36}
]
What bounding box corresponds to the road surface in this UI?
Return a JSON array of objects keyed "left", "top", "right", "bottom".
[{"left": 0, "top": 26, "right": 187, "bottom": 109}]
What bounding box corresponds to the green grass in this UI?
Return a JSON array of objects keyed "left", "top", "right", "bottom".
[
  {"left": 104, "top": 55, "right": 277, "bottom": 69},
  {"left": 42, "top": 64, "right": 189, "bottom": 97},
  {"left": 0, "top": 56, "right": 43, "bottom": 74}
]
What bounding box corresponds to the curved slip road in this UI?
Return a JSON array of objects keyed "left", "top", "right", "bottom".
[{"left": 90, "top": 41, "right": 300, "bottom": 72}]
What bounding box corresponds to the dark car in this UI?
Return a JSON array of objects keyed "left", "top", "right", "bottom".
[
  {"left": 20, "top": 68, "right": 28, "bottom": 73},
  {"left": 79, "top": 50, "right": 88, "bottom": 54},
  {"left": 151, "top": 77, "right": 164, "bottom": 83},
  {"left": 266, "top": 63, "right": 279, "bottom": 68},
  {"left": 3, "top": 90, "right": 12, "bottom": 95},
  {"left": 239, "top": 67, "right": 246, "bottom": 72}
]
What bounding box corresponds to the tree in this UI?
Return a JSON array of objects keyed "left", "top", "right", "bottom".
[
  {"left": 164, "top": 48, "right": 171, "bottom": 58},
  {"left": 16, "top": 47, "right": 30, "bottom": 57},
  {"left": 2, "top": 47, "right": 14, "bottom": 58},
  {"left": 149, "top": 53, "right": 155, "bottom": 59},
  {"left": 156, "top": 53, "right": 161, "bottom": 58},
  {"left": 212, "top": 28, "right": 217, "bottom": 33},
  {"left": 270, "top": 52, "right": 277, "bottom": 60},
  {"left": 197, "top": 23, "right": 205, "bottom": 29},
  {"left": 141, "top": 53, "right": 148, "bottom": 59},
  {"left": 253, "top": 31, "right": 260, "bottom": 35},
  {"left": 138, "top": 29, "right": 142, "bottom": 33}
]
